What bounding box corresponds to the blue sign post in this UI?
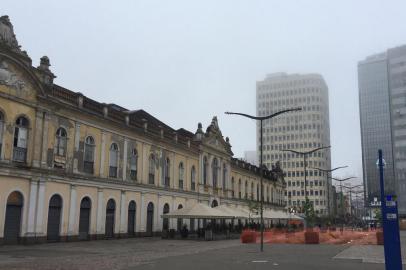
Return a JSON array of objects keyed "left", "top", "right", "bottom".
[{"left": 378, "top": 149, "right": 403, "bottom": 270}]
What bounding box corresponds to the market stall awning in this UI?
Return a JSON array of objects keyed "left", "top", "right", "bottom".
[
  {"left": 289, "top": 214, "right": 304, "bottom": 220},
  {"left": 161, "top": 203, "right": 234, "bottom": 219},
  {"left": 214, "top": 205, "right": 250, "bottom": 219},
  {"left": 263, "top": 209, "right": 286, "bottom": 219},
  {"left": 262, "top": 209, "right": 302, "bottom": 219}
]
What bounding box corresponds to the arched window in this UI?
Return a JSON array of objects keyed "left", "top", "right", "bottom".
[
  {"left": 148, "top": 154, "right": 155, "bottom": 184},
  {"left": 109, "top": 143, "right": 119, "bottom": 178},
  {"left": 231, "top": 177, "right": 235, "bottom": 198},
  {"left": 256, "top": 184, "right": 259, "bottom": 201},
  {"left": 146, "top": 202, "right": 154, "bottom": 236},
  {"left": 47, "top": 194, "right": 63, "bottom": 241},
  {"left": 84, "top": 136, "right": 95, "bottom": 174},
  {"left": 0, "top": 111, "right": 4, "bottom": 157},
  {"left": 191, "top": 166, "right": 196, "bottom": 191},
  {"left": 203, "top": 156, "right": 208, "bottom": 185},
  {"left": 13, "top": 116, "right": 29, "bottom": 162},
  {"left": 164, "top": 158, "right": 170, "bottom": 187},
  {"left": 105, "top": 199, "right": 116, "bottom": 238},
  {"left": 129, "top": 148, "right": 137, "bottom": 181},
  {"left": 4, "top": 191, "right": 24, "bottom": 244},
  {"left": 178, "top": 162, "right": 184, "bottom": 190},
  {"left": 162, "top": 203, "right": 170, "bottom": 230},
  {"left": 266, "top": 186, "right": 269, "bottom": 202},
  {"left": 222, "top": 164, "right": 227, "bottom": 190},
  {"left": 212, "top": 158, "right": 218, "bottom": 188},
  {"left": 128, "top": 201, "right": 136, "bottom": 236},
  {"left": 55, "top": 127, "right": 67, "bottom": 157},
  {"left": 79, "top": 197, "right": 91, "bottom": 240},
  {"left": 238, "top": 179, "right": 241, "bottom": 198},
  {"left": 177, "top": 204, "right": 183, "bottom": 231}
]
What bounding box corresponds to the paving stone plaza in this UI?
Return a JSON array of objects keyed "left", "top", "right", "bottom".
[{"left": 0, "top": 232, "right": 405, "bottom": 270}]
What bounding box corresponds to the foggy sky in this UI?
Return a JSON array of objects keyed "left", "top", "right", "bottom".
[{"left": 3, "top": 0, "right": 406, "bottom": 185}]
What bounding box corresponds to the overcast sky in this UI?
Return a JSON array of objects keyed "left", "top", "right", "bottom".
[{"left": 3, "top": 0, "right": 406, "bottom": 184}]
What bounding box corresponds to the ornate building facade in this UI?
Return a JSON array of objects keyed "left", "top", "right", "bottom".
[{"left": 0, "top": 16, "right": 285, "bottom": 244}]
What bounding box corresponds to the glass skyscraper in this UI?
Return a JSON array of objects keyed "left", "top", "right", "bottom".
[
  {"left": 358, "top": 45, "right": 406, "bottom": 216},
  {"left": 358, "top": 53, "right": 396, "bottom": 205}
]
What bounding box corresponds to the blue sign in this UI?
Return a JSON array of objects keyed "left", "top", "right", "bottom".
[{"left": 378, "top": 150, "right": 403, "bottom": 270}]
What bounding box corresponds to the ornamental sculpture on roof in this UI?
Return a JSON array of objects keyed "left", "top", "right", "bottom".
[
  {"left": 0, "top": 60, "right": 25, "bottom": 91},
  {"left": 0, "top": 15, "right": 20, "bottom": 49},
  {"left": 206, "top": 116, "right": 222, "bottom": 136}
]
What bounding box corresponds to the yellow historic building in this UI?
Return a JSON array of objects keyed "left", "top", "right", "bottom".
[{"left": 0, "top": 16, "right": 285, "bottom": 244}]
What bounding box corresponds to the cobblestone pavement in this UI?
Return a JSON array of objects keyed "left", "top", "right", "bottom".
[
  {"left": 334, "top": 245, "right": 393, "bottom": 264},
  {"left": 0, "top": 238, "right": 241, "bottom": 270},
  {"left": 2, "top": 233, "right": 404, "bottom": 270},
  {"left": 334, "top": 231, "right": 406, "bottom": 264},
  {"left": 133, "top": 243, "right": 383, "bottom": 270}
]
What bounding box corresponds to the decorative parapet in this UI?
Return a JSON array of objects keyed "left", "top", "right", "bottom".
[{"left": 173, "top": 132, "right": 178, "bottom": 143}]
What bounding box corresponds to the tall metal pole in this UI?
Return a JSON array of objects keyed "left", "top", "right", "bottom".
[
  {"left": 311, "top": 166, "right": 348, "bottom": 218},
  {"left": 340, "top": 182, "right": 344, "bottom": 228},
  {"left": 378, "top": 149, "right": 403, "bottom": 270},
  {"left": 378, "top": 149, "right": 385, "bottom": 219},
  {"left": 281, "top": 146, "right": 330, "bottom": 225},
  {"left": 225, "top": 108, "right": 301, "bottom": 253},
  {"left": 260, "top": 119, "right": 264, "bottom": 252},
  {"left": 304, "top": 154, "right": 308, "bottom": 218},
  {"left": 342, "top": 185, "right": 363, "bottom": 224},
  {"left": 332, "top": 177, "right": 356, "bottom": 230},
  {"left": 326, "top": 172, "right": 330, "bottom": 217}
]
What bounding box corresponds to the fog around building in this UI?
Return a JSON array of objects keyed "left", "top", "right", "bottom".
[{"left": 3, "top": 0, "right": 406, "bottom": 184}]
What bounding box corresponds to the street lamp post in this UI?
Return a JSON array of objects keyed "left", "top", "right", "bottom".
[
  {"left": 352, "top": 190, "right": 364, "bottom": 220},
  {"left": 281, "top": 146, "right": 330, "bottom": 225},
  {"left": 342, "top": 184, "right": 363, "bottom": 218},
  {"left": 310, "top": 166, "right": 348, "bottom": 217},
  {"left": 225, "top": 107, "right": 301, "bottom": 252},
  {"left": 332, "top": 177, "right": 356, "bottom": 230}
]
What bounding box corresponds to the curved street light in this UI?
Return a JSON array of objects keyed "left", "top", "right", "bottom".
[
  {"left": 225, "top": 107, "right": 301, "bottom": 252},
  {"left": 281, "top": 146, "right": 331, "bottom": 222},
  {"left": 342, "top": 184, "right": 363, "bottom": 218},
  {"left": 310, "top": 165, "right": 348, "bottom": 217},
  {"left": 332, "top": 177, "right": 356, "bottom": 230}
]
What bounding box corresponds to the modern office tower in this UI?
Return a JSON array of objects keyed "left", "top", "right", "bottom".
[
  {"left": 388, "top": 45, "right": 406, "bottom": 216},
  {"left": 358, "top": 45, "right": 406, "bottom": 216},
  {"left": 358, "top": 53, "right": 396, "bottom": 207},
  {"left": 256, "top": 73, "right": 332, "bottom": 215}
]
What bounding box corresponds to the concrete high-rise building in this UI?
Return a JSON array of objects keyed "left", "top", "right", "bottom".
[
  {"left": 256, "top": 73, "right": 332, "bottom": 216},
  {"left": 358, "top": 45, "right": 406, "bottom": 216}
]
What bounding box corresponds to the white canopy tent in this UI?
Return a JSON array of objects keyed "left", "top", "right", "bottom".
[
  {"left": 214, "top": 205, "right": 250, "bottom": 219},
  {"left": 161, "top": 202, "right": 303, "bottom": 221},
  {"left": 161, "top": 203, "right": 234, "bottom": 219},
  {"left": 288, "top": 213, "right": 304, "bottom": 220}
]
